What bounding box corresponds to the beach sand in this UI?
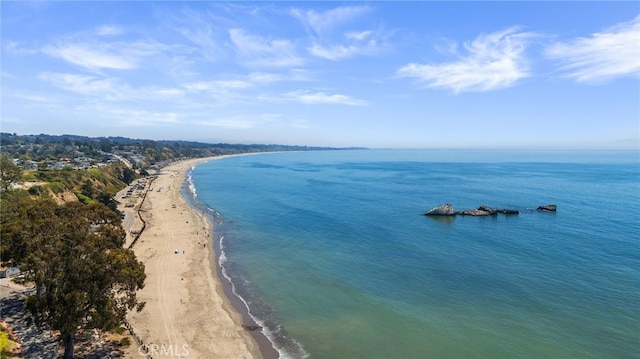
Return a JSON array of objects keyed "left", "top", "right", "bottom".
[{"left": 124, "top": 157, "right": 268, "bottom": 358}]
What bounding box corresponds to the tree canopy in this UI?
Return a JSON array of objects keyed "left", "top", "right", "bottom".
[
  {"left": 0, "top": 156, "right": 22, "bottom": 192},
  {"left": 0, "top": 196, "right": 145, "bottom": 359}
]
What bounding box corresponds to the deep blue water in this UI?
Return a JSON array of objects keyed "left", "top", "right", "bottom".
[{"left": 189, "top": 149, "right": 640, "bottom": 359}]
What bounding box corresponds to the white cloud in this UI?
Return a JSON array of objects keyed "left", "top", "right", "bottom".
[
  {"left": 4, "top": 41, "right": 38, "bottom": 55},
  {"left": 199, "top": 117, "right": 257, "bottom": 129},
  {"left": 309, "top": 36, "right": 383, "bottom": 61},
  {"left": 119, "top": 110, "right": 180, "bottom": 126},
  {"left": 309, "top": 28, "right": 390, "bottom": 61},
  {"left": 43, "top": 43, "right": 135, "bottom": 70},
  {"left": 154, "top": 88, "right": 184, "bottom": 97},
  {"left": 39, "top": 72, "right": 182, "bottom": 103},
  {"left": 229, "top": 29, "right": 303, "bottom": 67},
  {"left": 96, "top": 25, "right": 124, "bottom": 36},
  {"left": 42, "top": 40, "right": 168, "bottom": 71},
  {"left": 292, "top": 6, "right": 387, "bottom": 61},
  {"left": 198, "top": 112, "right": 304, "bottom": 130},
  {"left": 176, "top": 25, "right": 224, "bottom": 61},
  {"left": 397, "top": 27, "right": 535, "bottom": 93},
  {"left": 346, "top": 30, "right": 373, "bottom": 41},
  {"left": 39, "top": 72, "right": 120, "bottom": 95},
  {"left": 88, "top": 103, "right": 182, "bottom": 126},
  {"left": 184, "top": 79, "right": 253, "bottom": 93},
  {"left": 2, "top": 88, "right": 57, "bottom": 103},
  {"left": 291, "top": 6, "right": 370, "bottom": 35},
  {"left": 285, "top": 90, "right": 367, "bottom": 106},
  {"left": 545, "top": 15, "right": 640, "bottom": 83}
]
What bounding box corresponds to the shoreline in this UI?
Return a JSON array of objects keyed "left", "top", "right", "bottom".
[
  {"left": 182, "top": 156, "right": 280, "bottom": 359},
  {"left": 124, "top": 154, "right": 277, "bottom": 359}
]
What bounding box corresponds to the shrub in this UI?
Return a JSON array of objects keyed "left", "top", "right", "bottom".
[
  {"left": 119, "top": 337, "right": 131, "bottom": 347},
  {"left": 111, "top": 326, "right": 126, "bottom": 335},
  {"left": 75, "top": 193, "right": 93, "bottom": 205},
  {"left": 48, "top": 182, "right": 64, "bottom": 194},
  {"left": 28, "top": 185, "right": 48, "bottom": 197}
]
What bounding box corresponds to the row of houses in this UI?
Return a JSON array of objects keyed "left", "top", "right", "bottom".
[
  {"left": 12, "top": 157, "right": 117, "bottom": 171},
  {"left": 12, "top": 151, "right": 147, "bottom": 171}
]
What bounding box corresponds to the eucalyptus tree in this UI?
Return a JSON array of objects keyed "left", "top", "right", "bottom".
[{"left": 1, "top": 197, "right": 146, "bottom": 359}]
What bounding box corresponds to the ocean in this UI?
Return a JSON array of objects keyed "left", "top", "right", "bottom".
[{"left": 188, "top": 149, "right": 640, "bottom": 359}]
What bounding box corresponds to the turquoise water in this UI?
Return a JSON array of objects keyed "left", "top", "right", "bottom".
[{"left": 190, "top": 149, "right": 640, "bottom": 359}]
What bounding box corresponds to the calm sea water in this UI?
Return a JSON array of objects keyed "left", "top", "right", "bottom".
[{"left": 189, "top": 149, "right": 640, "bottom": 359}]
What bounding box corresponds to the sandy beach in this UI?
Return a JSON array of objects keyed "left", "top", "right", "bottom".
[{"left": 123, "top": 157, "right": 268, "bottom": 359}]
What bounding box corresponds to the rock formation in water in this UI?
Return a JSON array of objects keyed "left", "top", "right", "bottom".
[
  {"left": 457, "top": 205, "right": 520, "bottom": 216},
  {"left": 536, "top": 205, "right": 557, "bottom": 212},
  {"left": 458, "top": 208, "right": 494, "bottom": 216},
  {"left": 425, "top": 204, "right": 522, "bottom": 216},
  {"left": 424, "top": 204, "right": 456, "bottom": 216}
]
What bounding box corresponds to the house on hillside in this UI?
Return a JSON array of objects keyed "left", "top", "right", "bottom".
[{"left": 0, "top": 266, "right": 21, "bottom": 278}]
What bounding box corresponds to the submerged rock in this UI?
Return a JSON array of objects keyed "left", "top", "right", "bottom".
[
  {"left": 425, "top": 204, "right": 456, "bottom": 216},
  {"left": 457, "top": 209, "right": 493, "bottom": 216},
  {"left": 537, "top": 205, "right": 557, "bottom": 212},
  {"left": 478, "top": 206, "right": 499, "bottom": 215}
]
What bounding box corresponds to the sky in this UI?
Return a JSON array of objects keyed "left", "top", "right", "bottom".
[{"left": 1, "top": 1, "right": 639, "bottom": 149}]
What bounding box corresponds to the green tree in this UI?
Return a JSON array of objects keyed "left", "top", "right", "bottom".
[
  {"left": 1, "top": 198, "right": 145, "bottom": 359},
  {"left": 0, "top": 156, "right": 22, "bottom": 192},
  {"left": 99, "top": 139, "right": 112, "bottom": 152},
  {"left": 80, "top": 180, "right": 95, "bottom": 198},
  {"left": 120, "top": 167, "right": 136, "bottom": 185},
  {"left": 96, "top": 191, "right": 119, "bottom": 213}
]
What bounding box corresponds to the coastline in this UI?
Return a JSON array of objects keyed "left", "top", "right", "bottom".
[{"left": 124, "top": 155, "right": 277, "bottom": 359}]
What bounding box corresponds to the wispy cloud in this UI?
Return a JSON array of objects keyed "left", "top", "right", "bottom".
[
  {"left": 4, "top": 41, "right": 39, "bottom": 56},
  {"left": 87, "top": 103, "right": 182, "bottom": 126},
  {"left": 199, "top": 117, "right": 257, "bottom": 129},
  {"left": 184, "top": 80, "right": 251, "bottom": 92},
  {"left": 43, "top": 43, "right": 132, "bottom": 70},
  {"left": 95, "top": 25, "right": 124, "bottom": 36},
  {"left": 545, "top": 15, "right": 640, "bottom": 83},
  {"left": 39, "top": 72, "right": 190, "bottom": 105},
  {"left": 285, "top": 90, "right": 367, "bottom": 106},
  {"left": 292, "top": 5, "right": 388, "bottom": 61},
  {"left": 39, "top": 72, "right": 121, "bottom": 95},
  {"left": 174, "top": 24, "right": 224, "bottom": 61},
  {"left": 198, "top": 112, "right": 305, "bottom": 130},
  {"left": 42, "top": 40, "right": 166, "bottom": 71},
  {"left": 398, "top": 27, "right": 535, "bottom": 93},
  {"left": 291, "top": 6, "right": 370, "bottom": 35},
  {"left": 229, "top": 29, "right": 303, "bottom": 67},
  {"left": 309, "top": 29, "right": 386, "bottom": 60},
  {"left": 2, "top": 88, "right": 57, "bottom": 103},
  {"left": 184, "top": 71, "right": 287, "bottom": 92},
  {"left": 116, "top": 110, "right": 181, "bottom": 126}
]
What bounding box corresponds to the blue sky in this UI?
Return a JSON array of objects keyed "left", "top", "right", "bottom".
[{"left": 1, "top": 1, "right": 639, "bottom": 149}]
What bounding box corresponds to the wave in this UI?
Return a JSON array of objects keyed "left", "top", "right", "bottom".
[
  {"left": 218, "top": 236, "right": 228, "bottom": 265},
  {"left": 215, "top": 225, "right": 309, "bottom": 359},
  {"left": 186, "top": 168, "right": 197, "bottom": 198}
]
